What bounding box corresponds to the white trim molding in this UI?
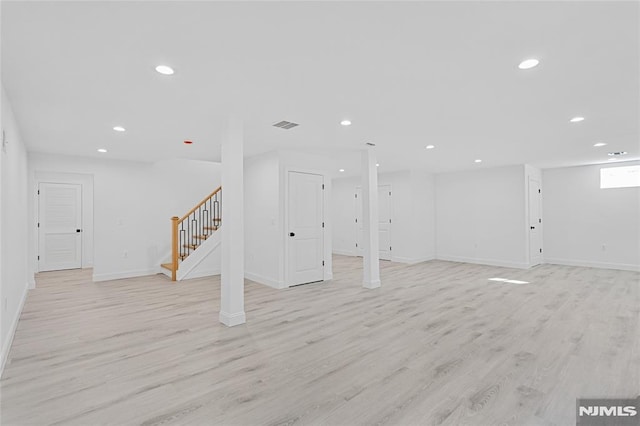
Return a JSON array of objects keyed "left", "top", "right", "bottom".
[
  {"left": 391, "top": 255, "right": 436, "bottom": 265},
  {"left": 1, "top": 281, "right": 29, "bottom": 377},
  {"left": 219, "top": 311, "right": 246, "bottom": 327},
  {"left": 245, "top": 271, "right": 286, "bottom": 289},
  {"left": 92, "top": 268, "right": 160, "bottom": 282},
  {"left": 544, "top": 258, "right": 640, "bottom": 272},
  {"left": 436, "top": 255, "right": 530, "bottom": 270}
]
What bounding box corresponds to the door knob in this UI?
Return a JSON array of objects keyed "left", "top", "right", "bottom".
[
  {"left": 76, "top": 229, "right": 82, "bottom": 233},
  {"left": 530, "top": 226, "right": 535, "bottom": 230},
  {"left": 289, "top": 232, "right": 295, "bottom": 237}
]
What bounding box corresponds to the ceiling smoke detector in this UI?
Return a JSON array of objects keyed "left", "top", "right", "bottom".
[
  {"left": 272, "top": 120, "right": 299, "bottom": 130},
  {"left": 608, "top": 151, "right": 628, "bottom": 156},
  {"left": 365, "top": 142, "right": 376, "bottom": 146}
]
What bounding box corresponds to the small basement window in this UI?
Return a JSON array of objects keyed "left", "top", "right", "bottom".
[{"left": 600, "top": 165, "right": 640, "bottom": 189}]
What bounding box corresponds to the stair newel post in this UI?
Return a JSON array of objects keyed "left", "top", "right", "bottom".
[{"left": 171, "top": 216, "right": 179, "bottom": 282}]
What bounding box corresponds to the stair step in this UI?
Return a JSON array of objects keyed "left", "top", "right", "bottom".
[
  {"left": 183, "top": 244, "right": 198, "bottom": 250},
  {"left": 194, "top": 235, "right": 209, "bottom": 240},
  {"left": 161, "top": 263, "right": 174, "bottom": 271},
  {"left": 212, "top": 218, "right": 221, "bottom": 223},
  {"left": 204, "top": 226, "right": 219, "bottom": 231}
]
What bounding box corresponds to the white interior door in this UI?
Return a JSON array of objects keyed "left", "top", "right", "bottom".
[
  {"left": 39, "top": 183, "right": 82, "bottom": 271},
  {"left": 355, "top": 185, "right": 392, "bottom": 260},
  {"left": 528, "top": 177, "right": 542, "bottom": 266},
  {"left": 378, "top": 185, "right": 392, "bottom": 260},
  {"left": 355, "top": 188, "right": 363, "bottom": 256},
  {"left": 288, "top": 172, "right": 324, "bottom": 286}
]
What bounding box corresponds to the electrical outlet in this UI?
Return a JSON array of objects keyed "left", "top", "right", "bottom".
[
  {"left": 602, "top": 244, "right": 607, "bottom": 251},
  {"left": 123, "top": 250, "right": 128, "bottom": 258}
]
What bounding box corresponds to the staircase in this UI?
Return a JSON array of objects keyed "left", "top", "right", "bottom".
[{"left": 161, "top": 186, "right": 222, "bottom": 281}]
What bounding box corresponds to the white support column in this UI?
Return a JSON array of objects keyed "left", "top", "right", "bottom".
[
  {"left": 361, "top": 147, "right": 381, "bottom": 289},
  {"left": 219, "top": 117, "right": 246, "bottom": 327}
]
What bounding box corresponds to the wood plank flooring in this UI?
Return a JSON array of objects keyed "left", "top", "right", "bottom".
[{"left": 1, "top": 256, "right": 638, "bottom": 425}]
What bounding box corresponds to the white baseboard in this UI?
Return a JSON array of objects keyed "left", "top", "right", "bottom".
[
  {"left": 182, "top": 268, "right": 221, "bottom": 280},
  {"left": 245, "top": 271, "right": 285, "bottom": 289},
  {"left": 28, "top": 274, "right": 36, "bottom": 289},
  {"left": 392, "top": 255, "right": 435, "bottom": 265},
  {"left": 436, "top": 254, "right": 530, "bottom": 270},
  {"left": 1, "top": 281, "right": 30, "bottom": 378},
  {"left": 544, "top": 258, "right": 640, "bottom": 272},
  {"left": 92, "top": 268, "right": 160, "bottom": 282},
  {"left": 219, "top": 310, "right": 246, "bottom": 327},
  {"left": 332, "top": 249, "right": 358, "bottom": 257},
  {"left": 363, "top": 279, "right": 381, "bottom": 289}
]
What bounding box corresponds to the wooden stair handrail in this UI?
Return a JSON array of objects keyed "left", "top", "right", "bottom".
[
  {"left": 169, "top": 186, "right": 222, "bottom": 282},
  {"left": 178, "top": 186, "right": 222, "bottom": 223},
  {"left": 171, "top": 216, "right": 179, "bottom": 281}
]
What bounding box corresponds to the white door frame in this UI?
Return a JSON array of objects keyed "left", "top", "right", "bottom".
[
  {"left": 283, "top": 167, "right": 330, "bottom": 288},
  {"left": 35, "top": 174, "right": 94, "bottom": 272},
  {"left": 355, "top": 184, "right": 393, "bottom": 260},
  {"left": 527, "top": 176, "right": 543, "bottom": 266}
]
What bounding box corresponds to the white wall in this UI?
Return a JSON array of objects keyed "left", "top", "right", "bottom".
[
  {"left": 410, "top": 170, "right": 437, "bottom": 262},
  {"left": 28, "top": 153, "right": 221, "bottom": 281},
  {"left": 543, "top": 161, "right": 640, "bottom": 271},
  {"left": 332, "top": 170, "right": 436, "bottom": 264},
  {"left": 244, "top": 151, "right": 282, "bottom": 287},
  {"left": 436, "top": 165, "right": 529, "bottom": 269},
  {"left": 1, "top": 85, "right": 31, "bottom": 374}
]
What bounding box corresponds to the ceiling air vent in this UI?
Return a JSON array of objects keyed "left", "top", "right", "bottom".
[
  {"left": 272, "top": 120, "right": 299, "bottom": 130},
  {"left": 608, "top": 151, "right": 628, "bottom": 156}
]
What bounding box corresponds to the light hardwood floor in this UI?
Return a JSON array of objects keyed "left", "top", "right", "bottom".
[{"left": 1, "top": 256, "right": 638, "bottom": 425}]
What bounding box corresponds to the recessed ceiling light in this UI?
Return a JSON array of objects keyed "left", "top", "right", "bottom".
[
  {"left": 474, "top": 159, "right": 482, "bottom": 163},
  {"left": 425, "top": 145, "right": 435, "bottom": 149},
  {"left": 569, "top": 116, "right": 585, "bottom": 123},
  {"left": 97, "top": 148, "right": 107, "bottom": 153},
  {"left": 376, "top": 163, "right": 380, "bottom": 167},
  {"left": 155, "top": 65, "right": 174, "bottom": 75},
  {"left": 608, "top": 158, "right": 618, "bottom": 161},
  {"left": 518, "top": 58, "right": 539, "bottom": 70},
  {"left": 339, "top": 169, "right": 345, "bottom": 172},
  {"left": 183, "top": 140, "right": 193, "bottom": 145},
  {"left": 113, "top": 126, "right": 126, "bottom": 132},
  {"left": 340, "top": 120, "right": 352, "bottom": 126},
  {"left": 593, "top": 142, "right": 607, "bottom": 147}
]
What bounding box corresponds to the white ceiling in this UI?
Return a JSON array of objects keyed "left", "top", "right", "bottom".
[{"left": 2, "top": 1, "right": 638, "bottom": 175}]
